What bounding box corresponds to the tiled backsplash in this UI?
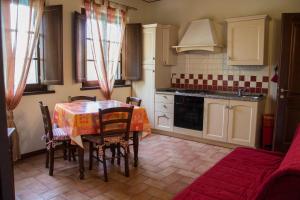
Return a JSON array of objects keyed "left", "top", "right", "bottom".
[
  {"left": 170, "top": 53, "right": 270, "bottom": 94},
  {"left": 171, "top": 73, "right": 269, "bottom": 94}
]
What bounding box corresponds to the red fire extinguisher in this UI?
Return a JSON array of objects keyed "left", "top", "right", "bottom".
[{"left": 262, "top": 114, "right": 274, "bottom": 150}]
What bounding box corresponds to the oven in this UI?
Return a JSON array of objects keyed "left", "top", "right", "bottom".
[{"left": 174, "top": 95, "right": 204, "bottom": 131}]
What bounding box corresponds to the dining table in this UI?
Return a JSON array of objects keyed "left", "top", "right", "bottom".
[{"left": 53, "top": 100, "right": 151, "bottom": 179}]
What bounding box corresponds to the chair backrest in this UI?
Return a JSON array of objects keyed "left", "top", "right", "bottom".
[
  {"left": 254, "top": 124, "right": 300, "bottom": 200},
  {"left": 68, "top": 96, "right": 96, "bottom": 102},
  {"left": 98, "top": 106, "right": 134, "bottom": 143},
  {"left": 126, "top": 96, "right": 142, "bottom": 106},
  {"left": 39, "top": 101, "right": 53, "bottom": 139}
]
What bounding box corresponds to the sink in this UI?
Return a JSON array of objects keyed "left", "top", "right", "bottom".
[{"left": 239, "top": 94, "right": 263, "bottom": 99}]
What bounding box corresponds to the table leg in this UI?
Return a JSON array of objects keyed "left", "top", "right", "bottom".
[
  {"left": 78, "top": 146, "right": 85, "bottom": 180},
  {"left": 133, "top": 131, "right": 139, "bottom": 167}
]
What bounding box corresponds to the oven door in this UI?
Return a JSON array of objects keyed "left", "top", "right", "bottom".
[{"left": 174, "top": 95, "right": 204, "bottom": 131}]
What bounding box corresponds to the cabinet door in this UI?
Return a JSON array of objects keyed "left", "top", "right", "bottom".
[
  {"left": 227, "top": 18, "right": 266, "bottom": 65},
  {"left": 142, "top": 28, "right": 156, "bottom": 65},
  {"left": 132, "top": 67, "right": 155, "bottom": 127},
  {"left": 162, "top": 27, "right": 177, "bottom": 66},
  {"left": 227, "top": 100, "right": 257, "bottom": 146},
  {"left": 203, "top": 98, "right": 229, "bottom": 142},
  {"left": 155, "top": 111, "right": 173, "bottom": 132}
]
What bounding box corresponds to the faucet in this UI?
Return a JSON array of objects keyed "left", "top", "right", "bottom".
[{"left": 237, "top": 87, "right": 248, "bottom": 96}]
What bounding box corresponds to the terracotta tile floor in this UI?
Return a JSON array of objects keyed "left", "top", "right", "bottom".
[{"left": 14, "top": 134, "right": 232, "bottom": 200}]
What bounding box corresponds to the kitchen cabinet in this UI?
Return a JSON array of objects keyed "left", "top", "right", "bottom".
[
  {"left": 132, "top": 66, "right": 155, "bottom": 126},
  {"left": 142, "top": 24, "right": 177, "bottom": 66},
  {"left": 226, "top": 15, "right": 269, "bottom": 66},
  {"left": 162, "top": 26, "right": 178, "bottom": 65},
  {"left": 227, "top": 100, "right": 258, "bottom": 146},
  {"left": 133, "top": 24, "right": 177, "bottom": 128},
  {"left": 142, "top": 27, "right": 156, "bottom": 65},
  {"left": 154, "top": 93, "right": 174, "bottom": 132},
  {"left": 203, "top": 98, "right": 264, "bottom": 147},
  {"left": 203, "top": 99, "right": 229, "bottom": 142}
]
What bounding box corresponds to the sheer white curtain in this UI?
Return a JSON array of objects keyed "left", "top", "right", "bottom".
[
  {"left": 1, "top": 0, "right": 44, "bottom": 160},
  {"left": 85, "top": 0, "right": 126, "bottom": 99}
]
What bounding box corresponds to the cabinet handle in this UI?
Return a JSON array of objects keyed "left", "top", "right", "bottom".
[
  {"left": 226, "top": 105, "right": 233, "bottom": 109},
  {"left": 228, "top": 56, "right": 231, "bottom": 60},
  {"left": 163, "top": 96, "right": 168, "bottom": 99},
  {"left": 153, "top": 57, "right": 155, "bottom": 60},
  {"left": 159, "top": 114, "right": 169, "bottom": 119},
  {"left": 163, "top": 105, "right": 167, "bottom": 108}
]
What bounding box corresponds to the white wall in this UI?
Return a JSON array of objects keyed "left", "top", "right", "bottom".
[{"left": 15, "top": 0, "right": 149, "bottom": 154}]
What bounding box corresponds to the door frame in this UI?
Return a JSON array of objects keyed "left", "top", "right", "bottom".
[{"left": 0, "top": 1, "right": 15, "bottom": 199}]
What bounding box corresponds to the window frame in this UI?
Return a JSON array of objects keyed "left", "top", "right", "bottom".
[
  {"left": 8, "top": 3, "right": 54, "bottom": 96},
  {"left": 81, "top": 12, "right": 125, "bottom": 90}
]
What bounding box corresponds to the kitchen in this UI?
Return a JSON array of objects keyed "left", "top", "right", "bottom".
[
  {"left": 134, "top": 16, "right": 269, "bottom": 148},
  {"left": 1, "top": 0, "right": 300, "bottom": 199}
]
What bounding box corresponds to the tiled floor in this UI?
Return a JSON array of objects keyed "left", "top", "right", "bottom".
[{"left": 14, "top": 134, "right": 232, "bottom": 200}]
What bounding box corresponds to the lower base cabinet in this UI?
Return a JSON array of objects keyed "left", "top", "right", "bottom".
[{"left": 203, "top": 98, "right": 264, "bottom": 147}]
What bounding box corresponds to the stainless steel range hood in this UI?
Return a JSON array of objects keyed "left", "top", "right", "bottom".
[{"left": 173, "top": 19, "right": 224, "bottom": 53}]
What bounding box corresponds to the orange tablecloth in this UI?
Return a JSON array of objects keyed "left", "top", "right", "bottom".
[{"left": 53, "top": 100, "right": 151, "bottom": 147}]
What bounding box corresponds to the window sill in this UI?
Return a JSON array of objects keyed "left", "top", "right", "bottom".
[
  {"left": 23, "top": 90, "right": 55, "bottom": 96},
  {"left": 80, "top": 84, "right": 131, "bottom": 91}
]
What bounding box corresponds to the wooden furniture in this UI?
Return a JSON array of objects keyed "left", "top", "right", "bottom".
[
  {"left": 126, "top": 97, "right": 142, "bottom": 150},
  {"left": 122, "top": 23, "right": 142, "bottom": 80},
  {"left": 83, "top": 106, "right": 134, "bottom": 182},
  {"left": 274, "top": 13, "right": 300, "bottom": 152},
  {"left": 53, "top": 100, "right": 151, "bottom": 179},
  {"left": 39, "top": 101, "right": 75, "bottom": 176},
  {"left": 133, "top": 24, "right": 177, "bottom": 127},
  {"left": 126, "top": 96, "right": 142, "bottom": 106},
  {"left": 68, "top": 96, "right": 96, "bottom": 102},
  {"left": 154, "top": 93, "right": 174, "bottom": 132},
  {"left": 203, "top": 98, "right": 265, "bottom": 147},
  {"left": 226, "top": 15, "right": 269, "bottom": 65}
]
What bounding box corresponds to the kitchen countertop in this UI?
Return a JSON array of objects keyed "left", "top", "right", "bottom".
[{"left": 156, "top": 88, "right": 265, "bottom": 102}]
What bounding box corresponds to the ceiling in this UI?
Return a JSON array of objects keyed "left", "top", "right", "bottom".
[{"left": 141, "top": 0, "right": 161, "bottom": 3}]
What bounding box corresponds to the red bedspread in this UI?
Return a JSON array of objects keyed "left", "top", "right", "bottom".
[{"left": 174, "top": 147, "right": 283, "bottom": 200}]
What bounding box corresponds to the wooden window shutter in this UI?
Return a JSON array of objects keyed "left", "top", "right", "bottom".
[
  {"left": 122, "top": 23, "right": 142, "bottom": 80},
  {"left": 74, "top": 12, "right": 86, "bottom": 83},
  {"left": 41, "top": 5, "right": 63, "bottom": 85}
]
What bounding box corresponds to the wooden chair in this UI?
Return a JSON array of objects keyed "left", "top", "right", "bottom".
[
  {"left": 68, "top": 96, "right": 96, "bottom": 102},
  {"left": 126, "top": 97, "right": 142, "bottom": 152},
  {"left": 126, "top": 96, "right": 142, "bottom": 106},
  {"left": 39, "top": 101, "right": 76, "bottom": 176},
  {"left": 83, "top": 106, "right": 134, "bottom": 182}
]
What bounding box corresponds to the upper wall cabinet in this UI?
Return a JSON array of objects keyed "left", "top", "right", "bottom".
[
  {"left": 142, "top": 24, "right": 178, "bottom": 66},
  {"left": 162, "top": 25, "right": 178, "bottom": 66},
  {"left": 226, "top": 15, "right": 269, "bottom": 66}
]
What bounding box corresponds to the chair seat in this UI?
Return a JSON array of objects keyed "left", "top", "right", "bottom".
[
  {"left": 52, "top": 128, "right": 70, "bottom": 141},
  {"left": 83, "top": 135, "right": 125, "bottom": 145}
]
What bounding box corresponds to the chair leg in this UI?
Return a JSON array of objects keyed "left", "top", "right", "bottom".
[
  {"left": 89, "top": 142, "right": 93, "bottom": 170},
  {"left": 63, "top": 141, "right": 67, "bottom": 160},
  {"left": 72, "top": 147, "right": 77, "bottom": 161},
  {"left": 110, "top": 144, "right": 116, "bottom": 165},
  {"left": 124, "top": 148, "right": 129, "bottom": 177},
  {"left": 45, "top": 150, "right": 49, "bottom": 168},
  {"left": 117, "top": 143, "right": 121, "bottom": 165},
  {"left": 102, "top": 147, "right": 108, "bottom": 182},
  {"left": 68, "top": 142, "right": 72, "bottom": 161},
  {"left": 49, "top": 147, "right": 55, "bottom": 176}
]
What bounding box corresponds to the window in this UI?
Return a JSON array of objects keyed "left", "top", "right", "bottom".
[
  {"left": 9, "top": 3, "right": 42, "bottom": 92},
  {"left": 82, "top": 14, "right": 124, "bottom": 89},
  {"left": 8, "top": 3, "right": 63, "bottom": 95}
]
